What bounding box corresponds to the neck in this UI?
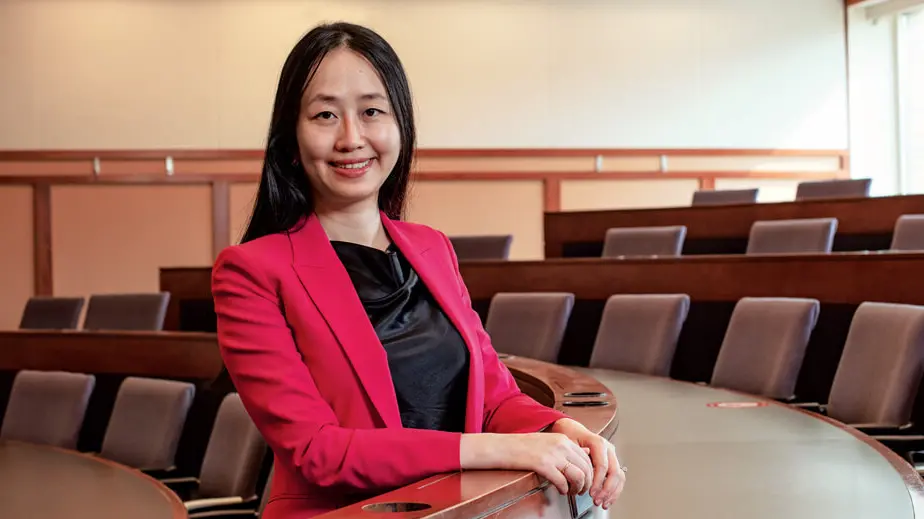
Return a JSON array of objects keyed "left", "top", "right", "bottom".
[{"left": 314, "top": 201, "right": 388, "bottom": 249}]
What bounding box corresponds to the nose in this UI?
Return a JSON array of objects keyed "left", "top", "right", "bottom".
[{"left": 335, "top": 115, "right": 364, "bottom": 152}]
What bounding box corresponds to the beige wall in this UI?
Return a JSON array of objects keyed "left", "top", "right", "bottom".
[{"left": 0, "top": 0, "right": 848, "bottom": 150}]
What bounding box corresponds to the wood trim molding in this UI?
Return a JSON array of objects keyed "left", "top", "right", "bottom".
[
  {"left": 32, "top": 184, "right": 52, "bottom": 296},
  {"left": 0, "top": 147, "right": 850, "bottom": 161},
  {"left": 211, "top": 181, "right": 231, "bottom": 259}
]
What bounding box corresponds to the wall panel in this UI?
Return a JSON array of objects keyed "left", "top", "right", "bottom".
[{"left": 0, "top": 187, "right": 34, "bottom": 329}]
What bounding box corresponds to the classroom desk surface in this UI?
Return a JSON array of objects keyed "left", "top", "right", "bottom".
[
  {"left": 576, "top": 369, "right": 924, "bottom": 519},
  {"left": 0, "top": 440, "right": 186, "bottom": 519}
]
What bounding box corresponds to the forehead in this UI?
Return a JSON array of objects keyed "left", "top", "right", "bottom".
[{"left": 304, "top": 46, "right": 387, "bottom": 100}]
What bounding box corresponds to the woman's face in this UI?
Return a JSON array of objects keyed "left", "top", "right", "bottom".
[{"left": 296, "top": 46, "right": 401, "bottom": 212}]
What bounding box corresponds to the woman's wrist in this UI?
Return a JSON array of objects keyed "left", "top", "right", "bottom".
[{"left": 460, "top": 433, "right": 503, "bottom": 470}]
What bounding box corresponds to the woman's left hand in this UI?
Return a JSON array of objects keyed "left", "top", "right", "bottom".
[{"left": 549, "top": 418, "right": 626, "bottom": 510}]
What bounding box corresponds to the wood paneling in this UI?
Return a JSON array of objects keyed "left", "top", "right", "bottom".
[
  {"left": 32, "top": 184, "right": 52, "bottom": 296},
  {"left": 544, "top": 194, "right": 924, "bottom": 258}
]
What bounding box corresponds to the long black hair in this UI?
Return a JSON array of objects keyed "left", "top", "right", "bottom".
[{"left": 241, "top": 22, "right": 416, "bottom": 244}]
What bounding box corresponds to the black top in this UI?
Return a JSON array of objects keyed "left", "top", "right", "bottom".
[{"left": 331, "top": 241, "right": 470, "bottom": 432}]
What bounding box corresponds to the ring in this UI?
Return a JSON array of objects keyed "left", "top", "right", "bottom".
[{"left": 620, "top": 466, "right": 628, "bottom": 473}]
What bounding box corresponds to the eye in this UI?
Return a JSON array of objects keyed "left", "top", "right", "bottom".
[
  {"left": 313, "top": 111, "right": 336, "bottom": 120},
  {"left": 363, "top": 108, "right": 384, "bottom": 117}
]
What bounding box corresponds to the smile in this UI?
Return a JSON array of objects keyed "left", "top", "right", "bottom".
[{"left": 330, "top": 159, "right": 372, "bottom": 169}]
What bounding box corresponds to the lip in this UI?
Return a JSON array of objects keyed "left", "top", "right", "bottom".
[{"left": 329, "top": 158, "right": 374, "bottom": 179}]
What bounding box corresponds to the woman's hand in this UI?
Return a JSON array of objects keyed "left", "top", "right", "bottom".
[
  {"left": 460, "top": 432, "right": 594, "bottom": 496},
  {"left": 549, "top": 418, "right": 626, "bottom": 510}
]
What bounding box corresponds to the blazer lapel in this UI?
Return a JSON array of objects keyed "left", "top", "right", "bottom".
[
  {"left": 383, "top": 216, "right": 486, "bottom": 433},
  {"left": 287, "top": 216, "right": 402, "bottom": 429}
]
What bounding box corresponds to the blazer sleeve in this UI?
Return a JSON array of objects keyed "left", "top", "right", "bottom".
[
  {"left": 211, "top": 245, "right": 463, "bottom": 492},
  {"left": 438, "top": 233, "right": 568, "bottom": 434}
]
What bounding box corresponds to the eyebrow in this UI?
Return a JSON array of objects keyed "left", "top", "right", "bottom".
[{"left": 306, "top": 93, "right": 387, "bottom": 105}]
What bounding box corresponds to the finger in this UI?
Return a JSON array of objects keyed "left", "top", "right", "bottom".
[
  {"left": 561, "top": 462, "right": 586, "bottom": 495},
  {"left": 600, "top": 448, "right": 626, "bottom": 509},
  {"left": 541, "top": 463, "right": 571, "bottom": 496},
  {"left": 587, "top": 438, "right": 609, "bottom": 497},
  {"left": 565, "top": 441, "right": 594, "bottom": 494}
]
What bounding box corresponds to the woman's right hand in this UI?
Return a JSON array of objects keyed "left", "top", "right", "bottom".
[{"left": 460, "top": 433, "right": 594, "bottom": 496}]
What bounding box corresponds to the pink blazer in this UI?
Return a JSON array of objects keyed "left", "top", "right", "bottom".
[{"left": 211, "top": 212, "right": 566, "bottom": 518}]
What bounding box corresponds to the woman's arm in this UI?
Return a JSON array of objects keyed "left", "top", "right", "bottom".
[
  {"left": 438, "top": 233, "right": 568, "bottom": 434},
  {"left": 212, "top": 246, "right": 462, "bottom": 492}
]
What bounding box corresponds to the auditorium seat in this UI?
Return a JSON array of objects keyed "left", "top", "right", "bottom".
[
  {"left": 745, "top": 218, "right": 837, "bottom": 254},
  {"left": 794, "top": 178, "right": 871, "bottom": 201},
  {"left": 601, "top": 225, "right": 687, "bottom": 258},
  {"left": 99, "top": 377, "right": 195, "bottom": 472},
  {"left": 584, "top": 294, "right": 690, "bottom": 376},
  {"left": 710, "top": 298, "right": 820, "bottom": 400},
  {"left": 161, "top": 393, "right": 265, "bottom": 514},
  {"left": 485, "top": 292, "right": 575, "bottom": 362},
  {"left": 18, "top": 296, "right": 85, "bottom": 330},
  {"left": 822, "top": 302, "right": 924, "bottom": 426},
  {"left": 691, "top": 188, "right": 759, "bottom": 206},
  {"left": 449, "top": 235, "right": 513, "bottom": 260},
  {"left": 0, "top": 370, "right": 95, "bottom": 449},
  {"left": 82, "top": 292, "right": 170, "bottom": 331},
  {"left": 890, "top": 215, "right": 924, "bottom": 251}
]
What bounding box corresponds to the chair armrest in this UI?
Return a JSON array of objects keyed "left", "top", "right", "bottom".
[
  {"left": 188, "top": 511, "right": 257, "bottom": 519},
  {"left": 851, "top": 423, "right": 914, "bottom": 436},
  {"left": 160, "top": 477, "right": 200, "bottom": 501},
  {"left": 869, "top": 434, "right": 924, "bottom": 458},
  {"left": 186, "top": 496, "right": 246, "bottom": 513},
  {"left": 789, "top": 402, "right": 826, "bottom": 414}
]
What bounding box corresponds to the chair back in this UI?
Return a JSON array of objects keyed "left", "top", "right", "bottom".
[
  {"left": 588, "top": 294, "right": 690, "bottom": 376},
  {"left": 746, "top": 218, "right": 837, "bottom": 254},
  {"left": 826, "top": 302, "right": 924, "bottom": 425},
  {"left": 602, "top": 226, "right": 687, "bottom": 258},
  {"left": 100, "top": 377, "right": 195, "bottom": 470},
  {"left": 795, "top": 178, "right": 871, "bottom": 201},
  {"left": 197, "top": 393, "right": 266, "bottom": 500},
  {"left": 485, "top": 292, "right": 575, "bottom": 362},
  {"left": 83, "top": 292, "right": 170, "bottom": 331},
  {"left": 449, "top": 235, "right": 513, "bottom": 261},
  {"left": 711, "top": 297, "right": 820, "bottom": 399},
  {"left": 691, "top": 188, "right": 759, "bottom": 206},
  {"left": 19, "top": 297, "right": 85, "bottom": 330},
  {"left": 891, "top": 214, "right": 924, "bottom": 251},
  {"left": 1, "top": 370, "right": 95, "bottom": 449}
]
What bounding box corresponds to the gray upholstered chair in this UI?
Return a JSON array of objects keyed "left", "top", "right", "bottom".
[
  {"left": 602, "top": 226, "right": 687, "bottom": 258},
  {"left": 745, "top": 218, "right": 837, "bottom": 254},
  {"left": 449, "top": 235, "right": 513, "bottom": 261},
  {"left": 824, "top": 303, "right": 924, "bottom": 426},
  {"left": 485, "top": 292, "right": 575, "bottom": 362},
  {"left": 162, "top": 393, "right": 266, "bottom": 514},
  {"left": 0, "top": 370, "right": 95, "bottom": 449},
  {"left": 710, "top": 297, "right": 820, "bottom": 400},
  {"left": 795, "top": 178, "right": 871, "bottom": 201},
  {"left": 99, "top": 377, "right": 195, "bottom": 471},
  {"left": 586, "top": 294, "right": 690, "bottom": 376},
  {"left": 891, "top": 215, "right": 924, "bottom": 251},
  {"left": 19, "top": 297, "right": 85, "bottom": 330},
  {"left": 691, "top": 188, "right": 759, "bottom": 206},
  {"left": 83, "top": 292, "right": 170, "bottom": 331}
]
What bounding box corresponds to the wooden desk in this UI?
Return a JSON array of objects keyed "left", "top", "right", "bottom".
[
  {"left": 574, "top": 369, "right": 924, "bottom": 518},
  {"left": 544, "top": 194, "right": 924, "bottom": 257},
  {"left": 0, "top": 440, "right": 186, "bottom": 519},
  {"left": 160, "top": 252, "right": 924, "bottom": 404},
  {"left": 0, "top": 332, "right": 617, "bottom": 519}
]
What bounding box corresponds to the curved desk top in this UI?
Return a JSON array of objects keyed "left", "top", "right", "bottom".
[
  {"left": 579, "top": 368, "right": 924, "bottom": 518},
  {"left": 316, "top": 356, "right": 619, "bottom": 519},
  {"left": 0, "top": 440, "right": 186, "bottom": 519}
]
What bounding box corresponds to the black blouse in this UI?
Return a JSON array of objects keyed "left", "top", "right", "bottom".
[{"left": 331, "top": 241, "right": 470, "bottom": 432}]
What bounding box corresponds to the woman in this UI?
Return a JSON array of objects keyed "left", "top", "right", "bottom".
[{"left": 212, "top": 22, "right": 625, "bottom": 518}]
